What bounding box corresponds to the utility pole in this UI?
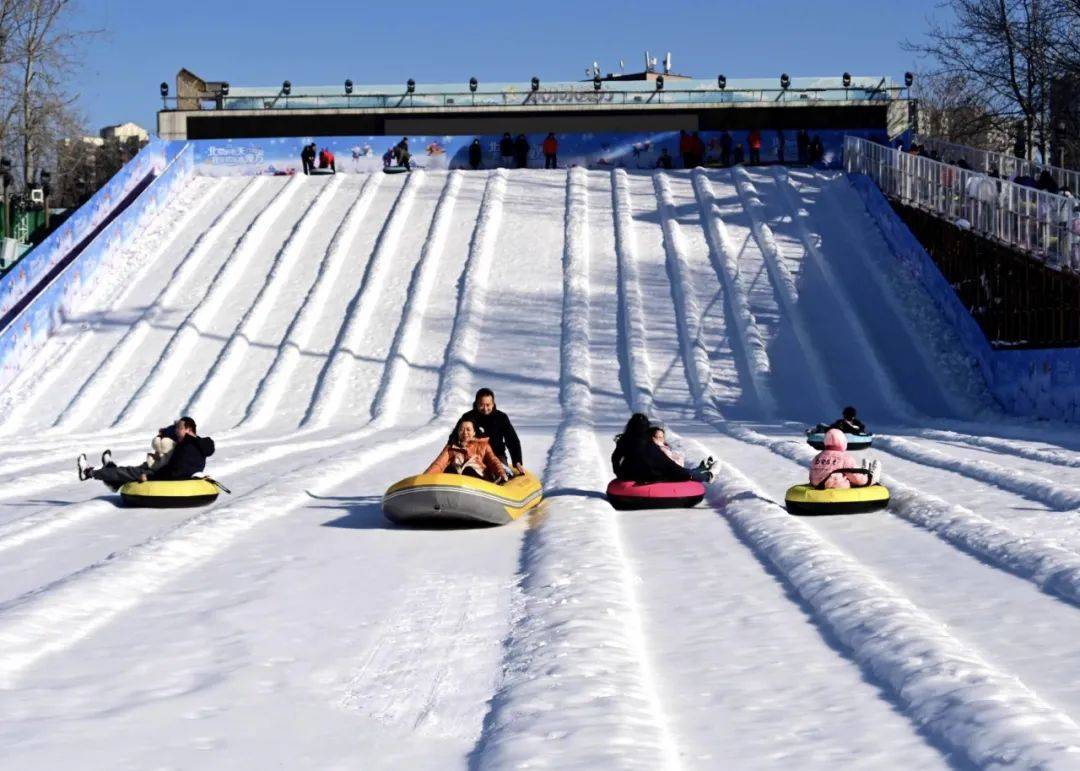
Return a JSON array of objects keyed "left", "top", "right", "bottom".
[{"left": 0, "top": 157, "right": 11, "bottom": 240}]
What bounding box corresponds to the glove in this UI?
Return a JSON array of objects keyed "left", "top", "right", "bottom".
[
  {"left": 690, "top": 468, "right": 714, "bottom": 484},
  {"left": 866, "top": 459, "right": 881, "bottom": 486}
]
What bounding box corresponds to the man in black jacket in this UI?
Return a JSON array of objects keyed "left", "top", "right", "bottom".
[
  {"left": 450, "top": 388, "right": 523, "bottom": 473},
  {"left": 829, "top": 406, "right": 867, "bottom": 435},
  {"left": 78, "top": 416, "right": 216, "bottom": 491},
  {"left": 301, "top": 143, "right": 316, "bottom": 175},
  {"left": 499, "top": 132, "right": 514, "bottom": 168}
]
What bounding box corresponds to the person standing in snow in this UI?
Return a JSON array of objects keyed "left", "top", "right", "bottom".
[
  {"left": 514, "top": 134, "right": 530, "bottom": 169},
  {"left": 809, "top": 428, "right": 879, "bottom": 489},
  {"left": 776, "top": 129, "right": 786, "bottom": 164},
  {"left": 542, "top": 132, "right": 558, "bottom": 169},
  {"left": 395, "top": 137, "right": 411, "bottom": 170},
  {"left": 499, "top": 132, "right": 515, "bottom": 168},
  {"left": 77, "top": 416, "right": 215, "bottom": 491},
  {"left": 468, "top": 139, "right": 483, "bottom": 170},
  {"left": 301, "top": 143, "right": 316, "bottom": 175},
  {"left": 720, "top": 130, "right": 733, "bottom": 167},
  {"left": 656, "top": 148, "right": 674, "bottom": 169},
  {"left": 690, "top": 132, "right": 705, "bottom": 167},
  {"left": 678, "top": 130, "right": 693, "bottom": 168},
  {"left": 450, "top": 388, "right": 524, "bottom": 474},
  {"left": 797, "top": 129, "right": 810, "bottom": 164},
  {"left": 748, "top": 128, "right": 762, "bottom": 165}
]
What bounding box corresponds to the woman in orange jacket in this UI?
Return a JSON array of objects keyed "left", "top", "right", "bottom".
[{"left": 425, "top": 418, "right": 508, "bottom": 482}]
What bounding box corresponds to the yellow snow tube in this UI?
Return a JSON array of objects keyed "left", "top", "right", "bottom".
[
  {"left": 383, "top": 471, "right": 543, "bottom": 525},
  {"left": 119, "top": 478, "right": 221, "bottom": 508},
  {"left": 784, "top": 483, "right": 889, "bottom": 516}
]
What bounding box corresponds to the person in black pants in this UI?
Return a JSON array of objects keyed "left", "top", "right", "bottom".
[
  {"left": 468, "top": 139, "right": 483, "bottom": 170},
  {"left": 449, "top": 388, "right": 524, "bottom": 473},
  {"left": 301, "top": 143, "right": 316, "bottom": 175},
  {"left": 719, "top": 130, "right": 733, "bottom": 167},
  {"left": 499, "top": 132, "right": 515, "bottom": 168},
  {"left": 514, "top": 134, "right": 530, "bottom": 169},
  {"left": 77, "top": 417, "right": 216, "bottom": 490}
]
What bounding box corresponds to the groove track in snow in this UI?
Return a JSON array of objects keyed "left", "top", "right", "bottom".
[{"left": 6, "top": 166, "right": 1080, "bottom": 768}]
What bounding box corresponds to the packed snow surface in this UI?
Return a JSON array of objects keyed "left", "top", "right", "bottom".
[{"left": 3, "top": 168, "right": 1080, "bottom": 769}]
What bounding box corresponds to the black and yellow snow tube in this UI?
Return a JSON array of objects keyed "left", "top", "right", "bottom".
[
  {"left": 383, "top": 471, "right": 543, "bottom": 526},
  {"left": 784, "top": 483, "right": 890, "bottom": 516},
  {"left": 119, "top": 478, "right": 221, "bottom": 508}
]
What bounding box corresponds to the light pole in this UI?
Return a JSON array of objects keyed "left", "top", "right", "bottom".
[
  {"left": 0, "top": 157, "right": 11, "bottom": 239},
  {"left": 1059, "top": 120, "right": 1067, "bottom": 168},
  {"left": 40, "top": 170, "right": 51, "bottom": 230}
]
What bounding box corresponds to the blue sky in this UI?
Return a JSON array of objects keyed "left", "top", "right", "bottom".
[{"left": 72, "top": 0, "right": 945, "bottom": 134}]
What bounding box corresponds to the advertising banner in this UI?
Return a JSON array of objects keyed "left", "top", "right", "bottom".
[
  {"left": 191, "top": 129, "right": 891, "bottom": 177},
  {"left": 0, "top": 139, "right": 169, "bottom": 323},
  {"left": 0, "top": 145, "right": 194, "bottom": 391}
]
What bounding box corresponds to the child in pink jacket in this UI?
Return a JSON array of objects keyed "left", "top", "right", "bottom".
[{"left": 809, "top": 428, "right": 880, "bottom": 489}]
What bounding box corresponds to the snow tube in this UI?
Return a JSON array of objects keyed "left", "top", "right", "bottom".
[
  {"left": 605, "top": 479, "right": 706, "bottom": 510},
  {"left": 806, "top": 431, "right": 873, "bottom": 451},
  {"left": 119, "top": 478, "right": 221, "bottom": 508},
  {"left": 382, "top": 471, "right": 542, "bottom": 526},
  {"left": 382, "top": 166, "right": 409, "bottom": 174},
  {"left": 784, "top": 483, "right": 889, "bottom": 515}
]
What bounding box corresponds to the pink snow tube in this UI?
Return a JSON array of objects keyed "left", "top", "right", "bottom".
[{"left": 606, "top": 478, "right": 706, "bottom": 510}]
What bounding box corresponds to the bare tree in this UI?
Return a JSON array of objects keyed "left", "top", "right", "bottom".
[
  {"left": 906, "top": 0, "right": 1059, "bottom": 161},
  {"left": 911, "top": 71, "right": 1003, "bottom": 147},
  {"left": 10, "top": 0, "right": 87, "bottom": 189}
]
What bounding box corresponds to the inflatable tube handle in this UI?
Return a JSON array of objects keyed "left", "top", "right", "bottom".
[
  {"left": 203, "top": 476, "right": 231, "bottom": 494},
  {"left": 814, "top": 468, "right": 872, "bottom": 490}
]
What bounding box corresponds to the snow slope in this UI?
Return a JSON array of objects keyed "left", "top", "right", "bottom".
[{"left": 4, "top": 167, "right": 1080, "bottom": 769}]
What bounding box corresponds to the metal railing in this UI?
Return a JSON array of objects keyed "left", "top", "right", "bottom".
[
  {"left": 164, "top": 85, "right": 907, "bottom": 113},
  {"left": 845, "top": 136, "right": 1080, "bottom": 270},
  {"left": 919, "top": 136, "right": 1080, "bottom": 197}
]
